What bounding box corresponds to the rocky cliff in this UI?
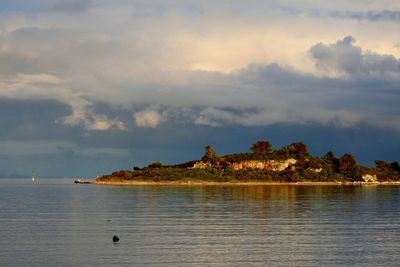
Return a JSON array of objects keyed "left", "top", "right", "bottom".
[{"left": 229, "top": 159, "right": 297, "bottom": 171}]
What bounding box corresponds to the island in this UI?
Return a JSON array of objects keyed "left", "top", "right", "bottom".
[{"left": 96, "top": 140, "right": 400, "bottom": 185}]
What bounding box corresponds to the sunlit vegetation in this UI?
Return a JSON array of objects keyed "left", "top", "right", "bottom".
[{"left": 97, "top": 141, "right": 400, "bottom": 183}]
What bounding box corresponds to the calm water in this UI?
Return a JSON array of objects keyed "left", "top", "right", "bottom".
[{"left": 1, "top": 179, "right": 400, "bottom": 266}]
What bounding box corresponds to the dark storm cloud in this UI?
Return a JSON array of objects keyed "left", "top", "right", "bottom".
[
  {"left": 0, "top": 98, "right": 72, "bottom": 140},
  {"left": 284, "top": 8, "right": 400, "bottom": 22},
  {"left": 309, "top": 36, "right": 400, "bottom": 76},
  {"left": 0, "top": 0, "right": 399, "bottom": 177},
  {"left": 1, "top": 29, "right": 398, "bottom": 131},
  {"left": 189, "top": 40, "right": 400, "bottom": 130},
  {"left": 328, "top": 10, "right": 400, "bottom": 22},
  {"left": 0, "top": 98, "right": 132, "bottom": 177}
]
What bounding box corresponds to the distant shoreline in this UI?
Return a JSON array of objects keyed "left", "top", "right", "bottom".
[
  {"left": 95, "top": 180, "right": 400, "bottom": 186},
  {"left": 95, "top": 140, "right": 400, "bottom": 185}
]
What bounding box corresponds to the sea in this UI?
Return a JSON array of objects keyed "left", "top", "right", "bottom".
[{"left": 1, "top": 179, "right": 400, "bottom": 266}]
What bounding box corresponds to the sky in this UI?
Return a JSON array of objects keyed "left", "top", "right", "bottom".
[{"left": 0, "top": 0, "right": 399, "bottom": 178}]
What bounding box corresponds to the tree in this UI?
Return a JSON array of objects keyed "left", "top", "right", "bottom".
[
  {"left": 390, "top": 162, "right": 400, "bottom": 173},
  {"left": 202, "top": 145, "right": 218, "bottom": 163},
  {"left": 350, "top": 165, "right": 363, "bottom": 181},
  {"left": 323, "top": 151, "right": 340, "bottom": 173},
  {"left": 288, "top": 142, "right": 308, "bottom": 158},
  {"left": 250, "top": 140, "right": 272, "bottom": 157},
  {"left": 308, "top": 158, "right": 322, "bottom": 169},
  {"left": 375, "top": 160, "right": 400, "bottom": 181},
  {"left": 287, "top": 142, "right": 308, "bottom": 167},
  {"left": 375, "top": 160, "right": 391, "bottom": 180},
  {"left": 375, "top": 160, "right": 390, "bottom": 173},
  {"left": 148, "top": 162, "right": 162, "bottom": 168},
  {"left": 323, "top": 151, "right": 336, "bottom": 162},
  {"left": 339, "top": 154, "right": 356, "bottom": 175},
  {"left": 273, "top": 147, "right": 289, "bottom": 159}
]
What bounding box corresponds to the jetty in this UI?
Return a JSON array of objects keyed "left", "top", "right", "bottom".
[{"left": 74, "top": 179, "right": 93, "bottom": 184}]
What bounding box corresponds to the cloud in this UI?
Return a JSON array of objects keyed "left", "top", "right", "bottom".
[
  {"left": 87, "top": 115, "right": 126, "bottom": 131},
  {"left": 194, "top": 108, "right": 236, "bottom": 127},
  {"left": 0, "top": 72, "right": 125, "bottom": 132},
  {"left": 193, "top": 107, "right": 380, "bottom": 129},
  {"left": 1, "top": 1, "right": 400, "bottom": 177},
  {"left": 133, "top": 108, "right": 167, "bottom": 128},
  {"left": 1, "top": 36, "right": 399, "bottom": 132},
  {"left": 309, "top": 36, "right": 363, "bottom": 75},
  {"left": 57, "top": 104, "right": 126, "bottom": 131},
  {"left": 0, "top": 1, "right": 399, "bottom": 133},
  {"left": 0, "top": 140, "right": 130, "bottom": 157},
  {"left": 309, "top": 36, "right": 400, "bottom": 77},
  {"left": 0, "top": 73, "right": 67, "bottom": 101},
  {"left": 326, "top": 10, "right": 400, "bottom": 22},
  {"left": 287, "top": 9, "right": 400, "bottom": 22},
  {"left": 45, "top": 0, "right": 92, "bottom": 13}
]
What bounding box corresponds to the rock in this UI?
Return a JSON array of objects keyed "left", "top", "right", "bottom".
[
  {"left": 230, "top": 158, "right": 297, "bottom": 171},
  {"left": 113, "top": 235, "right": 120, "bottom": 242},
  {"left": 362, "top": 174, "right": 377, "bottom": 183},
  {"left": 190, "top": 161, "right": 212, "bottom": 169}
]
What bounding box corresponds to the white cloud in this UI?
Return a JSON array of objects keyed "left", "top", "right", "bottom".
[
  {"left": 57, "top": 106, "right": 126, "bottom": 131},
  {"left": 88, "top": 115, "right": 126, "bottom": 131},
  {"left": 0, "top": 72, "right": 125, "bottom": 131},
  {"left": 133, "top": 108, "right": 167, "bottom": 128}
]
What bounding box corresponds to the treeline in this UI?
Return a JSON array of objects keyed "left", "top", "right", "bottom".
[
  {"left": 375, "top": 160, "right": 400, "bottom": 181},
  {"left": 98, "top": 140, "right": 400, "bottom": 183},
  {"left": 196, "top": 141, "right": 400, "bottom": 181}
]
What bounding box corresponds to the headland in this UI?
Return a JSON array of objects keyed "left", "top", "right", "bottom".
[{"left": 96, "top": 140, "right": 400, "bottom": 186}]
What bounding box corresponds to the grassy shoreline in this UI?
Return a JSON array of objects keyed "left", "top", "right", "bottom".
[{"left": 95, "top": 180, "right": 400, "bottom": 186}]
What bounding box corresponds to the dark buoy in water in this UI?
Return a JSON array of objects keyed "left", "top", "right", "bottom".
[{"left": 113, "top": 235, "right": 120, "bottom": 242}]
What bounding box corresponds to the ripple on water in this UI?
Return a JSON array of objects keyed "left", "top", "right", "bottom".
[{"left": 0, "top": 181, "right": 400, "bottom": 266}]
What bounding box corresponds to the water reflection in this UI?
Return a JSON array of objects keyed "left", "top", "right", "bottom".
[
  {"left": 1, "top": 182, "right": 400, "bottom": 266},
  {"left": 102, "top": 185, "right": 400, "bottom": 266}
]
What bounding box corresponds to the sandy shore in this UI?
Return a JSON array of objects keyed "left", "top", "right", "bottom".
[{"left": 95, "top": 180, "right": 400, "bottom": 186}]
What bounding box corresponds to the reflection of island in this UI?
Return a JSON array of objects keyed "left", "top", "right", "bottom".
[{"left": 96, "top": 140, "right": 400, "bottom": 184}]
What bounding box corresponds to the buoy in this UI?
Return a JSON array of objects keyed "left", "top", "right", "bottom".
[{"left": 113, "top": 235, "right": 120, "bottom": 242}]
